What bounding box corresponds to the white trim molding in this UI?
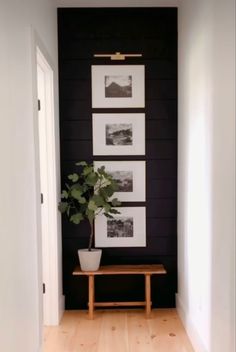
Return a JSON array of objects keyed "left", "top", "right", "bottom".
[
  {"left": 176, "top": 294, "right": 208, "bottom": 352},
  {"left": 31, "top": 29, "right": 64, "bottom": 326}
]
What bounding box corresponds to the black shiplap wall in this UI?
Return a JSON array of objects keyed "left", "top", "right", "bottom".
[{"left": 58, "top": 8, "right": 177, "bottom": 308}]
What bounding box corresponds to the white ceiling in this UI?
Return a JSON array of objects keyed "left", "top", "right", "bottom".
[{"left": 56, "top": 0, "right": 180, "bottom": 8}]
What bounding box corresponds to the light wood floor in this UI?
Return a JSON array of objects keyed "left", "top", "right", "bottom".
[{"left": 43, "top": 309, "right": 195, "bottom": 352}]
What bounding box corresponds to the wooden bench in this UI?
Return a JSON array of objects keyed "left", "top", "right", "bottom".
[{"left": 73, "top": 264, "right": 167, "bottom": 319}]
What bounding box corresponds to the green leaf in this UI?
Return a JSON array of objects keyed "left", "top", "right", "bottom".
[
  {"left": 58, "top": 202, "right": 68, "bottom": 213},
  {"left": 102, "top": 185, "right": 114, "bottom": 198},
  {"left": 83, "top": 165, "right": 93, "bottom": 176},
  {"left": 70, "top": 183, "right": 83, "bottom": 193},
  {"left": 70, "top": 213, "right": 84, "bottom": 224},
  {"left": 110, "top": 180, "right": 119, "bottom": 191},
  {"left": 78, "top": 196, "right": 86, "bottom": 204},
  {"left": 99, "top": 188, "right": 108, "bottom": 199},
  {"left": 76, "top": 161, "right": 88, "bottom": 167},
  {"left": 100, "top": 176, "right": 111, "bottom": 188},
  {"left": 91, "top": 195, "right": 104, "bottom": 207},
  {"left": 61, "top": 190, "right": 68, "bottom": 199},
  {"left": 104, "top": 203, "right": 111, "bottom": 213},
  {"left": 104, "top": 213, "right": 113, "bottom": 219},
  {"left": 70, "top": 189, "right": 86, "bottom": 204},
  {"left": 88, "top": 200, "right": 98, "bottom": 211},
  {"left": 71, "top": 188, "right": 82, "bottom": 200},
  {"left": 68, "top": 173, "right": 79, "bottom": 182},
  {"left": 111, "top": 198, "right": 121, "bottom": 207},
  {"left": 97, "top": 166, "right": 105, "bottom": 175},
  {"left": 86, "top": 172, "right": 98, "bottom": 186},
  {"left": 109, "top": 208, "right": 120, "bottom": 214}
]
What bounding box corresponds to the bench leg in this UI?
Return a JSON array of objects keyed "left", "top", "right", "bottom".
[
  {"left": 88, "top": 275, "right": 94, "bottom": 319},
  {"left": 145, "top": 274, "right": 151, "bottom": 318}
]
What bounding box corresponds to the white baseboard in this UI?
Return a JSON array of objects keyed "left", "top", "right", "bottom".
[
  {"left": 176, "top": 294, "right": 208, "bottom": 352},
  {"left": 45, "top": 294, "right": 65, "bottom": 326}
]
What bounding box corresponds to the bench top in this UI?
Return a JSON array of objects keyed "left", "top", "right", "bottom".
[{"left": 73, "top": 264, "right": 167, "bottom": 276}]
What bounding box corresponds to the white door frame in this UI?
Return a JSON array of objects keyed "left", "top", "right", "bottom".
[{"left": 31, "top": 30, "right": 64, "bottom": 326}]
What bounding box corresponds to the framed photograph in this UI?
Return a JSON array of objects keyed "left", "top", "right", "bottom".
[
  {"left": 95, "top": 207, "right": 146, "bottom": 247},
  {"left": 92, "top": 113, "right": 145, "bottom": 155},
  {"left": 94, "top": 161, "right": 146, "bottom": 201},
  {"left": 91, "top": 65, "right": 145, "bottom": 108}
]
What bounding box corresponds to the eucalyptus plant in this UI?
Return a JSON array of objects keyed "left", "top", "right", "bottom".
[{"left": 58, "top": 161, "right": 121, "bottom": 251}]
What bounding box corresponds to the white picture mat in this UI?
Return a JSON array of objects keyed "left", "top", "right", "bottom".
[
  {"left": 92, "top": 113, "right": 145, "bottom": 156},
  {"left": 91, "top": 65, "right": 145, "bottom": 108},
  {"left": 94, "top": 161, "right": 146, "bottom": 202},
  {"left": 95, "top": 207, "right": 146, "bottom": 248}
]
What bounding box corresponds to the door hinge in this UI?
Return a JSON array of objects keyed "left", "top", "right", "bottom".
[
  {"left": 43, "top": 283, "right": 46, "bottom": 294},
  {"left": 38, "top": 99, "right": 41, "bottom": 111},
  {"left": 41, "top": 193, "right": 44, "bottom": 204}
]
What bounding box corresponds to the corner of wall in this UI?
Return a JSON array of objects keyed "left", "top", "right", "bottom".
[{"left": 176, "top": 294, "right": 208, "bottom": 352}]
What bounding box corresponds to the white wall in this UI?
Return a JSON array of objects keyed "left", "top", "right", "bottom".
[
  {"left": 210, "top": 0, "right": 235, "bottom": 350},
  {"left": 178, "top": 0, "right": 235, "bottom": 351},
  {"left": 0, "top": 0, "right": 60, "bottom": 351}
]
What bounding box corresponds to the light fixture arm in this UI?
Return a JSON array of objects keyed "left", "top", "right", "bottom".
[{"left": 93, "top": 52, "right": 142, "bottom": 61}]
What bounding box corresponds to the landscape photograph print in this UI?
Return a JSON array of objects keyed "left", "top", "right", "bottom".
[
  {"left": 105, "top": 75, "right": 132, "bottom": 98},
  {"left": 107, "top": 217, "right": 133, "bottom": 238},
  {"left": 108, "top": 171, "right": 133, "bottom": 192},
  {"left": 105, "top": 123, "right": 133, "bottom": 146},
  {"left": 94, "top": 161, "right": 145, "bottom": 202},
  {"left": 95, "top": 206, "right": 146, "bottom": 247},
  {"left": 92, "top": 65, "right": 145, "bottom": 108},
  {"left": 92, "top": 113, "right": 145, "bottom": 155}
]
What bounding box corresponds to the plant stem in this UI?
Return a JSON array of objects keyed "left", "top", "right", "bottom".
[{"left": 88, "top": 221, "right": 94, "bottom": 251}]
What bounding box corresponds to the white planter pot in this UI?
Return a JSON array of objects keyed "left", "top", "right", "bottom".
[{"left": 78, "top": 248, "right": 102, "bottom": 271}]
